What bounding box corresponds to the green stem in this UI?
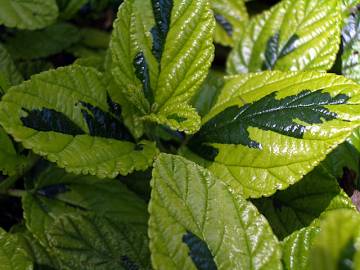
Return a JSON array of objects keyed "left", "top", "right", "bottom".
[{"left": 7, "top": 189, "right": 26, "bottom": 198}]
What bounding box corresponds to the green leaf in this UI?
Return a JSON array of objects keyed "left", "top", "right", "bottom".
[
  {"left": 46, "top": 213, "right": 151, "bottom": 270},
  {"left": 253, "top": 166, "right": 354, "bottom": 240},
  {"left": 5, "top": 23, "right": 81, "bottom": 60},
  {"left": 185, "top": 71, "right": 360, "bottom": 198},
  {"left": 0, "top": 0, "right": 58, "bottom": 30},
  {"left": 23, "top": 192, "right": 79, "bottom": 245},
  {"left": 227, "top": 0, "right": 341, "bottom": 74},
  {"left": 192, "top": 70, "right": 225, "bottom": 117},
  {"left": 342, "top": 7, "right": 360, "bottom": 84},
  {"left": 34, "top": 165, "right": 149, "bottom": 225},
  {"left": 210, "top": 0, "right": 248, "bottom": 47},
  {"left": 80, "top": 28, "right": 110, "bottom": 50},
  {"left": 342, "top": 0, "right": 360, "bottom": 19},
  {"left": 0, "top": 65, "right": 158, "bottom": 178},
  {"left": 149, "top": 154, "right": 282, "bottom": 270},
  {"left": 110, "top": 0, "right": 215, "bottom": 133},
  {"left": 0, "top": 228, "right": 33, "bottom": 270},
  {"left": 16, "top": 60, "right": 54, "bottom": 80},
  {"left": 282, "top": 225, "right": 320, "bottom": 270},
  {"left": 16, "top": 229, "right": 60, "bottom": 269},
  {"left": 56, "top": 0, "right": 88, "bottom": 19},
  {"left": 106, "top": 72, "right": 145, "bottom": 139},
  {"left": 0, "top": 43, "right": 23, "bottom": 93},
  {"left": 309, "top": 209, "right": 360, "bottom": 270},
  {"left": 0, "top": 127, "right": 30, "bottom": 176},
  {"left": 23, "top": 164, "right": 148, "bottom": 243},
  {"left": 321, "top": 141, "right": 359, "bottom": 180}
]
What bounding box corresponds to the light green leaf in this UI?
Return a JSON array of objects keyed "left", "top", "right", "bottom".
[
  {"left": 110, "top": 0, "right": 215, "bottom": 133},
  {"left": 349, "top": 127, "right": 360, "bottom": 153},
  {"left": 342, "top": 0, "right": 360, "bottom": 19},
  {"left": 5, "top": 23, "right": 80, "bottom": 60},
  {"left": 47, "top": 214, "right": 151, "bottom": 270},
  {"left": 253, "top": 166, "right": 354, "bottom": 240},
  {"left": 0, "top": 44, "right": 22, "bottom": 93},
  {"left": 227, "top": 0, "right": 341, "bottom": 74},
  {"left": 106, "top": 72, "right": 145, "bottom": 138},
  {"left": 149, "top": 154, "right": 282, "bottom": 270},
  {"left": 0, "top": 65, "right": 158, "bottom": 178},
  {"left": 185, "top": 71, "right": 360, "bottom": 198},
  {"left": 342, "top": 7, "right": 360, "bottom": 84},
  {"left": 211, "top": 0, "right": 248, "bottom": 46},
  {"left": 309, "top": 209, "right": 360, "bottom": 270},
  {"left": 0, "top": 228, "right": 33, "bottom": 270},
  {"left": 0, "top": 0, "right": 58, "bottom": 30},
  {"left": 282, "top": 225, "right": 320, "bottom": 270}
]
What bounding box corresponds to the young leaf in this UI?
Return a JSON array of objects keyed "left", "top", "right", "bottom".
[
  {"left": 149, "top": 154, "right": 282, "bottom": 270},
  {"left": 0, "top": 44, "right": 23, "bottom": 92},
  {"left": 227, "top": 0, "right": 341, "bottom": 74},
  {"left": 309, "top": 209, "right": 360, "bottom": 270},
  {"left": 253, "top": 166, "right": 354, "bottom": 240},
  {"left": 0, "top": 65, "right": 158, "bottom": 178},
  {"left": 342, "top": 6, "right": 360, "bottom": 84},
  {"left": 211, "top": 0, "right": 248, "bottom": 46},
  {"left": 5, "top": 23, "right": 81, "bottom": 60},
  {"left": 282, "top": 225, "right": 320, "bottom": 270},
  {"left": 0, "top": 228, "right": 33, "bottom": 270},
  {"left": 186, "top": 71, "right": 360, "bottom": 198},
  {"left": 0, "top": 0, "right": 58, "bottom": 30},
  {"left": 110, "top": 0, "right": 215, "bottom": 133},
  {"left": 46, "top": 213, "right": 151, "bottom": 270}
]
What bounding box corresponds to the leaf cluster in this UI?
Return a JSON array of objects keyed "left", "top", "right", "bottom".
[{"left": 1, "top": 0, "right": 360, "bottom": 269}]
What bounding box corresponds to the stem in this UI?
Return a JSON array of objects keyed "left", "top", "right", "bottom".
[{"left": 7, "top": 189, "right": 26, "bottom": 198}]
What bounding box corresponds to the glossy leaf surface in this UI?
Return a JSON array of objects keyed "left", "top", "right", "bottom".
[
  {"left": 282, "top": 225, "right": 319, "bottom": 270},
  {"left": 211, "top": 0, "right": 248, "bottom": 46},
  {"left": 149, "top": 154, "right": 282, "bottom": 270},
  {"left": 110, "top": 0, "right": 215, "bottom": 133},
  {"left": 342, "top": 6, "right": 360, "bottom": 84},
  {"left": 227, "top": 0, "right": 341, "bottom": 73},
  {"left": 310, "top": 209, "right": 360, "bottom": 270},
  {"left": 186, "top": 71, "right": 360, "bottom": 198},
  {"left": 0, "top": 66, "right": 158, "bottom": 178}
]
